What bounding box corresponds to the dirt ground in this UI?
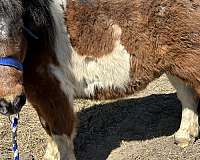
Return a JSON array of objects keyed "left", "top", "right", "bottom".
[{"left": 0, "top": 74, "right": 200, "bottom": 160}]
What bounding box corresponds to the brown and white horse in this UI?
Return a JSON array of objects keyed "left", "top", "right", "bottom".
[{"left": 0, "top": 0, "right": 200, "bottom": 159}]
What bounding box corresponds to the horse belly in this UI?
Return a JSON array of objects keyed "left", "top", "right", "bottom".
[{"left": 71, "top": 43, "right": 132, "bottom": 100}]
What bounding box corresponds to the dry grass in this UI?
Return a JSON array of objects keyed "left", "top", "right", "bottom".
[
  {"left": 0, "top": 103, "right": 46, "bottom": 159},
  {"left": 0, "top": 75, "right": 200, "bottom": 160}
]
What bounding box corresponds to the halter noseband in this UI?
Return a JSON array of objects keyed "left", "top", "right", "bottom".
[{"left": 0, "top": 56, "right": 23, "bottom": 71}]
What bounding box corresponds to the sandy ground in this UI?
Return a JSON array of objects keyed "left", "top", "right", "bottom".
[{"left": 0, "top": 74, "right": 200, "bottom": 160}]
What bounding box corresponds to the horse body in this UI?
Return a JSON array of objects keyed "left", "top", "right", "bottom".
[
  {"left": 67, "top": 0, "right": 200, "bottom": 99},
  {"left": 65, "top": 0, "right": 200, "bottom": 156},
  {"left": 0, "top": 0, "right": 200, "bottom": 159}
]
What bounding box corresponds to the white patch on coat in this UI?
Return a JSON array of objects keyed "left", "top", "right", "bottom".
[
  {"left": 71, "top": 25, "right": 131, "bottom": 97},
  {"left": 49, "top": 1, "right": 131, "bottom": 98},
  {"left": 49, "top": 0, "right": 76, "bottom": 105},
  {"left": 167, "top": 74, "right": 199, "bottom": 147},
  {"left": 44, "top": 134, "right": 76, "bottom": 160}
]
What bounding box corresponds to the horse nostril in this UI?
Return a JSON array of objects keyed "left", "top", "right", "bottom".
[
  {"left": 12, "top": 94, "right": 26, "bottom": 111},
  {"left": 0, "top": 95, "right": 26, "bottom": 115}
]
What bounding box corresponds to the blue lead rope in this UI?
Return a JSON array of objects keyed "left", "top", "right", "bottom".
[{"left": 10, "top": 114, "right": 20, "bottom": 160}]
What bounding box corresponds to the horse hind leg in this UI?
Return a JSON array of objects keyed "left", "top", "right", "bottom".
[{"left": 167, "top": 74, "right": 199, "bottom": 147}]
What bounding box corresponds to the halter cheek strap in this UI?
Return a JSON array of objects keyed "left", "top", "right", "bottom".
[{"left": 0, "top": 56, "right": 23, "bottom": 71}]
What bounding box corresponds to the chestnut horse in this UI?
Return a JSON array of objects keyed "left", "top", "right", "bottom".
[{"left": 0, "top": 0, "right": 200, "bottom": 159}]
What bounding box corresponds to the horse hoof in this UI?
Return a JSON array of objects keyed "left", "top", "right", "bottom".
[{"left": 174, "top": 138, "right": 191, "bottom": 148}]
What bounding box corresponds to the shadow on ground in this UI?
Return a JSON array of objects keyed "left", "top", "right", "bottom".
[{"left": 74, "top": 93, "right": 182, "bottom": 160}]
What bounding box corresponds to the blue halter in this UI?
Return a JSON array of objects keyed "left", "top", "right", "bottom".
[{"left": 0, "top": 56, "right": 23, "bottom": 71}]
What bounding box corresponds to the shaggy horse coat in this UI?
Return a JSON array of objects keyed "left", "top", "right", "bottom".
[{"left": 0, "top": 0, "right": 200, "bottom": 159}]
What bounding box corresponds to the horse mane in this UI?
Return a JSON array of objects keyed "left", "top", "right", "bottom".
[
  {"left": 0, "top": 0, "right": 23, "bottom": 19},
  {"left": 23, "top": 0, "right": 55, "bottom": 47},
  {"left": 0, "top": 0, "right": 55, "bottom": 47}
]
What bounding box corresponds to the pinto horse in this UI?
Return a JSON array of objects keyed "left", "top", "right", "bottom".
[{"left": 0, "top": 0, "right": 200, "bottom": 159}]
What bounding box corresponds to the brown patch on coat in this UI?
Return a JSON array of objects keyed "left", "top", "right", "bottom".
[
  {"left": 66, "top": 0, "right": 200, "bottom": 99},
  {"left": 90, "top": 74, "right": 152, "bottom": 100},
  {"left": 0, "top": 66, "right": 24, "bottom": 100},
  {"left": 66, "top": 1, "right": 117, "bottom": 57},
  {"left": 91, "top": 82, "right": 136, "bottom": 100},
  {"left": 23, "top": 40, "right": 76, "bottom": 137},
  {"left": 121, "top": 0, "right": 200, "bottom": 96}
]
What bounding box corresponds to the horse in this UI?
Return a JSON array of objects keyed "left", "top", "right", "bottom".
[{"left": 0, "top": 0, "right": 200, "bottom": 159}]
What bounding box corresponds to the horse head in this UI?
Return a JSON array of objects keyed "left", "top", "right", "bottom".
[{"left": 0, "top": 1, "right": 27, "bottom": 115}]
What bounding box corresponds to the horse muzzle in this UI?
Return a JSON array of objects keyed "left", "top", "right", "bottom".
[
  {"left": 0, "top": 57, "right": 26, "bottom": 116},
  {"left": 0, "top": 94, "right": 26, "bottom": 115}
]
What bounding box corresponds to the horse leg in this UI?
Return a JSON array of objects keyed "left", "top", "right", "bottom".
[
  {"left": 167, "top": 74, "right": 199, "bottom": 147},
  {"left": 24, "top": 70, "right": 76, "bottom": 160},
  {"left": 38, "top": 112, "right": 76, "bottom": 160},
  {"left": 44, "top": 131, "right": 76, "bottom": 160}
]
